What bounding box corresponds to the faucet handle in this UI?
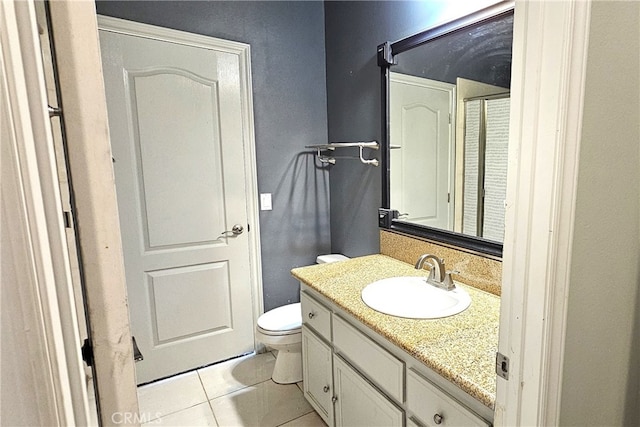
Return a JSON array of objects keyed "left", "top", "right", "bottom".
[{"left": 441, "top": 270, "right": 458, "bottom": 291}]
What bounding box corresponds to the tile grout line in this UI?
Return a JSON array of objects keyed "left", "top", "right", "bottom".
[
  {"left": 144, "top": 353, "right": 293, "bottom": 425},
  {"left": 140, "top": 371, "right": 211, "bottom": 423},
  {"left": 207, "top": 377, "right": 276, "bottom": 402},
  {"left": 144, "top": 401, "right": 209, "bottom": 424},
  {"left": 197, "top": 370, "right": 221, "bottom": 427},
  {"left": 275, "top": 412, "right": 306, "bottom": 427},
  {"left": 274, "top": 406, "right": 317, "bottom": 427}
]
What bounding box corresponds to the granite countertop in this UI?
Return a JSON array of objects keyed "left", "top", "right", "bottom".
[{"left": 291, "top": 254, "right": 500, "bottom": 409}]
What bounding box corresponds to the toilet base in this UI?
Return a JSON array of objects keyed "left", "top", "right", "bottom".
[{"left": 271, "top": 345, "right": 302, "bottom": 384}]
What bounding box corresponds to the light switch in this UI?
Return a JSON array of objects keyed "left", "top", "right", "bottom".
[{"left": 260, "top": 193, "right": 272, "bottom": 211}]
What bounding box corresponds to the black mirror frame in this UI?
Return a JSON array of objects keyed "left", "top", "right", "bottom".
[{"left": 377, "top": 0, "right": 514, "bottom": 259}]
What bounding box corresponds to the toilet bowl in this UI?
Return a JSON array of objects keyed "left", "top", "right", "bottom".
[
  {"left": 256, "top": 302, "right": 303, "bottom": 384},
  {"left": 256, "top": 254, "right": 349, "bottom": 384}
]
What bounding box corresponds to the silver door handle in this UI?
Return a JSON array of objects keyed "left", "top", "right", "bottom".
[{"left": 221, "top": 224, "right": 244, "bottom": 236}]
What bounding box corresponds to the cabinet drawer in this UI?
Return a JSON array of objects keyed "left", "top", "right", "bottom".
[
  {"left": 407, "top": 368, "right": 490, "bottom": 427},
  {"left": 301, "top": 291, "right": 331, "bottom": 341},
  {"left": 332, "top": 315, "right": 404, "bottom": 403}
]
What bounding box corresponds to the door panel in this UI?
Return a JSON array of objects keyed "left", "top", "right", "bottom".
[
  {"left": 130, "top": 69, "right": 225, "bottom": 249},
  {"left": 148, "top": 262, "right": 232, "bottom": 343},
  {"left": 99, "top": 24, "right": 255, "bottom": 383}
]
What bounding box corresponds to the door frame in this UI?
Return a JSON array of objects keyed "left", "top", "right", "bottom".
[
  {"left": 47, "top": 2, "right": 140, "bottom": 424},
  {"left": 1, "top": 0, "right": 91, "bottom": 424},
  {"left": 96, "top": 15, "right": 265, "bottom": 353},
  {"left": 496, "top": 0, "right": 591, "bottom": 425}
]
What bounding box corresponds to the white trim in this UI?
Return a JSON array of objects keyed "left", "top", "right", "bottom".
[
  {"left": 47, "top": 2, "right": 140, "bottom": 423},
  {"left": 496, "top": 1, "right": 591, "bottom": 425},
  {"left": 240, "top": 45, "right": 267, "bottom": 345},
  {"left": 0, "top": 0, "right": 90, "bottom": 424},
  {"left": 96, "top": 16, "right": 265, "bottom": 347},
  {"left": 97, "top": 15, "right": 247, "bottom": 55}
]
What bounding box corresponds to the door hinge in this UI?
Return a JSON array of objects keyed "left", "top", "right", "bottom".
[
  {"left": 82, "top": 337, "right": 144, "bottom": 367},
  {"left": 132, "top": 336, "right": 144, "bottom": 362},
  {"left": 47, "top": 105, "right": 61, "bottom": 118},
  {"left": 81, "top": 338, "right": 93, "bottom": 367},
  {"left": 63, "top": 211, "right": 72, "bottom": 228},
  {"left": 447, "top": 193, "right": 450, "bottom": 203},
  {"left": 496, "top": 352, "right": 509, "bottom": 380}
]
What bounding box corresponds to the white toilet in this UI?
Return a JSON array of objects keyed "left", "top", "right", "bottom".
[{"left": 256, "top": 254, "right": 349, "bottom": 384}]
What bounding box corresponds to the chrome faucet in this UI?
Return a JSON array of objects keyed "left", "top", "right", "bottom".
[{"left": 415, "top": 254, "right": 456, "bottom": 291}]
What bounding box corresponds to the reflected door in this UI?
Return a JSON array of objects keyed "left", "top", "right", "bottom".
[
  {"left": 99, "top": 24, "right": 255, "bottom": 383},
  {"left": 390, "top": 73, "right": 455, "bottom": 229}
]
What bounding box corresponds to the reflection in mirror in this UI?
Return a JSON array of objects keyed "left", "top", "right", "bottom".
[
  {"left": 380, "top": 3, "right": 513, "bottom": 256},
  {"left": 461, "top": 93, "right": 510, "bottom": 242}
]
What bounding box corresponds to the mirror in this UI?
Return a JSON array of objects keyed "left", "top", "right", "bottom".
[{"left": 378, "top": 2, "right": 514, "bottom": 257}]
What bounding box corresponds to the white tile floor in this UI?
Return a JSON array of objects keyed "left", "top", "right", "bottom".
[{"left": 137, "top": 352, "right": 326, "bottom": 427}]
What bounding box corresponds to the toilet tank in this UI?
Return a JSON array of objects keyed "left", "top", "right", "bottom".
[{"left": 316, "top": 254, "right": 349, "bottom": 264}]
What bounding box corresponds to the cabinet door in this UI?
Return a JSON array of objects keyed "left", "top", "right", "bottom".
[
  {"left": 333, "top": 356, "right": 403, "bottom": 427},
  {"left": 302, "top": 326, "right": 334, "bottom": 426}
]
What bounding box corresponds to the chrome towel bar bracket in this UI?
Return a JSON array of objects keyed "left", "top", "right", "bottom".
[{"left": 306, "top": 141, "right": 379, "bottom": 166}]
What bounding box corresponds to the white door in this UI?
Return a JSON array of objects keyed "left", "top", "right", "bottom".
[
  {"left": 99, "top": 20, "right": 258, "bottom": 383},
  {"left": 390, "top": 73, "right": 455, "bottom": 229}
]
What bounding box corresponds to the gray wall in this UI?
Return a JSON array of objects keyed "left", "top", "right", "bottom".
[
  {"left": 95, "top": 1, "right": 330, "bottom": 311},
  {"left": 323, "top": 0, "right": 498, "bottom": 256}
]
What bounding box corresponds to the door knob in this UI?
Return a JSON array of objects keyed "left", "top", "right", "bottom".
[{"left": 221, "top": 224, "right": 244, "bottom": 236}]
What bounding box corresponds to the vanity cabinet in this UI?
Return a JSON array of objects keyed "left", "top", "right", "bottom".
[
  {"left": 301, "top": 326, "right": 333, "bottom": 425},
  {"left": 333, "top": 355, "right": 403, "bottom": 427},
  {"left": 332, "top": 316, "right": 404, "bottom": 402},
  {"left": 407, "top": 368, "right": 490, "bottom": 427},
  {"left": 300, "top": 286, "right": 493, "bottom": 427}
]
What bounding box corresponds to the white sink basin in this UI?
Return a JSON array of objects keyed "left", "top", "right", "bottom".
[{"left": 361, "top": 276, "right": 471, "bottom": 319}]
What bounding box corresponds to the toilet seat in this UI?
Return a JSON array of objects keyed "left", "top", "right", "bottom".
[{"left": 257, "top": 302, "right": 301, "bottom": 336}]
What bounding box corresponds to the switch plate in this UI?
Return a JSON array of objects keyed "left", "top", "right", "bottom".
[{"left": 260, "top": 193, "right": 272, "bottom": 211}]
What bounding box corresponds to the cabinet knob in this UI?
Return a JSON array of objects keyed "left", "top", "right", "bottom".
[
  {"left": 331, "top": 396, "right": 338, "bottom": 403},
  {"left": 308, "top": 312, "right": 316, "bottom": 319},
  {"left": 323, "top": 385, "right": 330, "bottom": 393},
  {"left": 433, "top": 413, "right": 444, "bottom": 425}
]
